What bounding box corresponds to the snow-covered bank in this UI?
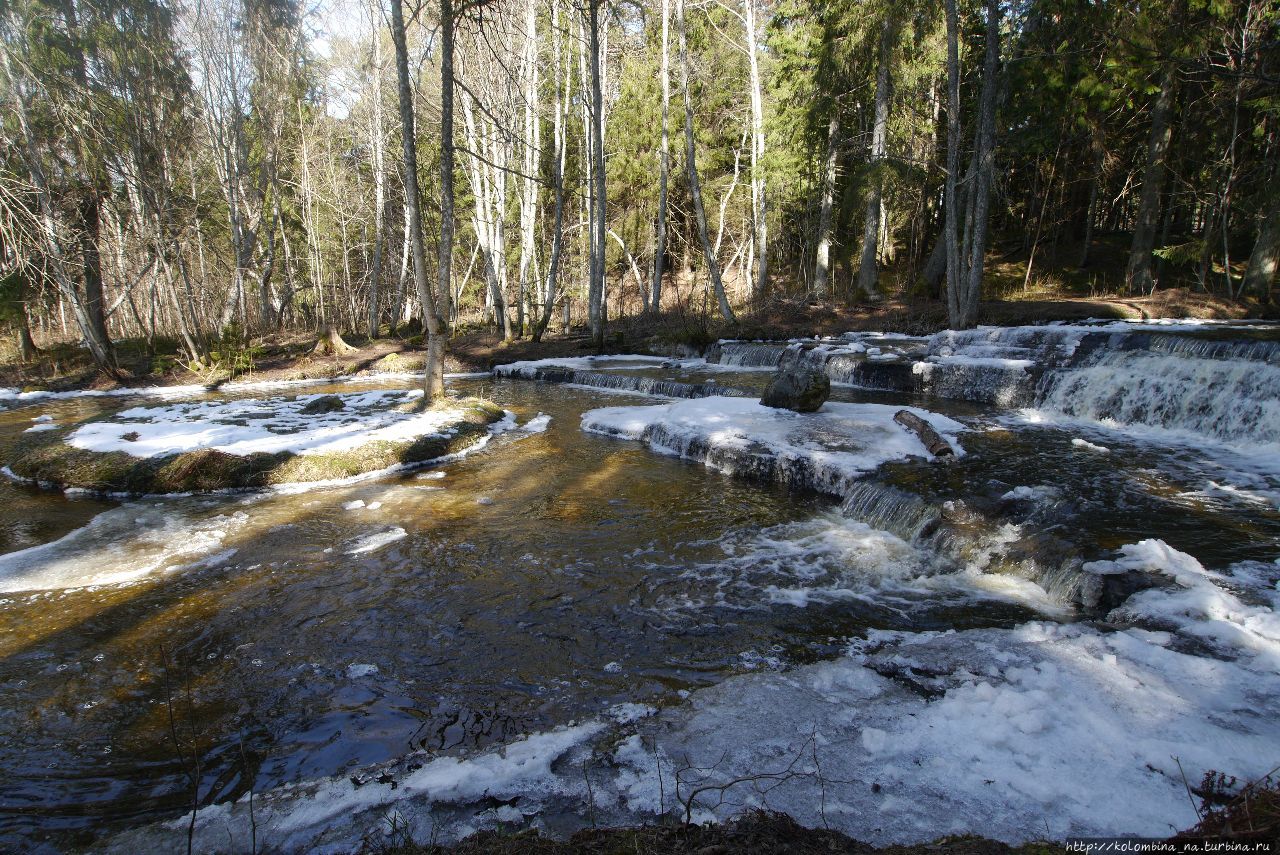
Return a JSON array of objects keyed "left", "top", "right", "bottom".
[
  {"left": 67, "top": 390, "right": 475, "bottom": 458},
  {"left": 5, "top": 392, "right": 511, "bottom": 495},
  {"left": 582, "top": 397, "right": 965, "bottom": 500}
]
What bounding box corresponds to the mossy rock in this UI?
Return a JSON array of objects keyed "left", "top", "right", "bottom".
[
  {"left": 6, "top": 399, "right": 505, "bottom": 495},
  {"left": 300, "top": 394, "right": 346, "bottom": 414}
]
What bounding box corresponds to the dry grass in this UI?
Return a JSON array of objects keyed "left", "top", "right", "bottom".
[{"left": 372, "top": 811, "right": 1065, "bottom": 855}]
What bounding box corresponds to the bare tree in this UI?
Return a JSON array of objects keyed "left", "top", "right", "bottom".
[
  {"left": 390, "top": 0, "right": 447, "bottom": 401},
  {"left": 855, "top": 16, "right": 894, "bottom": 301},
  {"left": 813, "top": 112, "right": 840, "bottom": 300},
  {"left": 676, "top": 0, "right": 735, "bottom": 323},
  {"left": 649, "top": 0, "right": 672, "bottom": 313}
]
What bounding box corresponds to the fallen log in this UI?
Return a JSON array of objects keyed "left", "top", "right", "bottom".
[{"left": 893, "top": 409, "right": 954, "bottom": 459}]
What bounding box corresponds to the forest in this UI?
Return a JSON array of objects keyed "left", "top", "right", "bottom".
[{"left": 1, "top": 0, "right": 1276, "bottom": 388}]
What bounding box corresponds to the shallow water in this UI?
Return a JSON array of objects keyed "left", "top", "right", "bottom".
[{"left": 0, "top": 344, "right": 1277, "bottom": 850}]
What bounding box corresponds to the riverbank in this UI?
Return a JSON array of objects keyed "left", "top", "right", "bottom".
[{"left": 3, "top": 290, "right": 1269, "bottom": 396}]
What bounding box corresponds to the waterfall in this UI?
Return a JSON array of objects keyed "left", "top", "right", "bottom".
[
  {"left": 1036, "top": 349, "right": 1280, "bottom": 447},
  {"left": 707, "top": 341, "right": 788, "bottom": 367}
]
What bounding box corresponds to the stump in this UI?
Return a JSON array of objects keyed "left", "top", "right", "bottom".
[{"left": 312, "top": 325, "right": 358, "bottom": 356}]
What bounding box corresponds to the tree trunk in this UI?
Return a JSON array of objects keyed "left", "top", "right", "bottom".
[
  {"left": 534, "top": 0, "right": 568, "bottom": 342},
  {"left": 957, "top": 0, "right": 1000, "bottom": 328},
  {"left": 744, "top": 0, "right": 767, "bottom": 303},
  {"left": 677, "top": 0, "right": 735, "bottom": 324},
  {"left": 650, "top": 0, "right": 672, "bottom": 314},
  {"left": 368, "top": 4, "right": 387, "bottom": 339},
  {"left": 517, "top": 0, "right": 540, "bottom": 338},
  {"left": 587, "top": 0, "right": 608, "bottom": 349},
  {"left": 1125, "top": 62, "right": 1177, "bottom": 294},
  {"left": 856, "top": 18, "right": 893, "bottom": 300},
  {"left": 313, "top": 324, "right": 357, "bottom": 356},
  {"left": 1243, "top": 166, "right": 1279, "bottom": 298},
  {"left": 943, "top": 0, "right": 963, "bottom": 328},
  {"left": 813, "top": 112, "right": 840, "bottom": 300},
  {"left": 390, "top": 0, "right": 445, "bottom": 402}
]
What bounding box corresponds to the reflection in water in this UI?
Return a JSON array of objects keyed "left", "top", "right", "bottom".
[{"left": 0, "top": 370, "right": 1275, "bottom": 849}]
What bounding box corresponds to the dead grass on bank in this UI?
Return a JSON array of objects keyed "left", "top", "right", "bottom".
[{"left": 372, "top": 811, "right": 1066, "bottom": 855}]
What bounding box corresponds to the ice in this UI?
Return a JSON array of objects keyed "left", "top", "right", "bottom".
[
  {"left": 0, "top": 502, "right": 252, "bottom": 592},
  {"left": 1071, "top": 437, "right": 1110, "bottom": 453},
  {"left": 342, "top": 499, "right": 366, "bottom": 510},
  {"left": 343, "top": 527, "right": 407, "bottom": 555},
  {"left": 346, "top": 663, "right": 379, "bottom": 679},
  {"left": 1090, "top": 540, "right": 1280, "bottom": 671},
  {"left": 581, "top": 397, "right": 965, "bottom": 500},
  {"left": 616, "top": 618, "right": 1280, "bottom": 844},
  {"left": 127, "top": 722, "right": 606, "bottom": 853},
  {"left": 521, "top": 413, "right": 552, "bottom": 433}
]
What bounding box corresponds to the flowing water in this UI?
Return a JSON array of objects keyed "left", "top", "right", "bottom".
[{"left": 1, "top": 321, "right": 1278, "bottom": 851}]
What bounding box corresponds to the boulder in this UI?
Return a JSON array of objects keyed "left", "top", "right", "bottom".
[
  {"left": 760, "top": 368, "right": 830, "bottom": 413},
  {"left": 300, "top": 395, "right": 346, "bottom": 415}
]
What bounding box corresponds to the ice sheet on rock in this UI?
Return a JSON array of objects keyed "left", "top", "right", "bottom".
[
  {"left": 128, "top": 722, "right": 605, "bottom": 853},
  {"left": 494, "top": 355, "right": 671, "bottom": 377},
  {"left": 64, "top": 390, "right": 476, "bottom": 459},
  {"left": 617, "top": 619, "right": 1280, "bottom": 844},
  {"left": 0, "top": 501, "right": 252, "bottom": 592},
  {"left": 1090, "top": 540, "right": 1280, "bottom": 671},
  {"left": 343, "top": 527, "right": 408, "bottom": 555},
  {"left": 520, "top": 413, "right": 552, "bottom": 433},
  {"left": 581, "top": 397, "right": 966, "bottom": 499}
]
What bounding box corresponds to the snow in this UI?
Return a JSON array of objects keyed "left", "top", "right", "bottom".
[
  {"left": 65, "top": 390, "right": 480, "bottom": 459},
  {"left": 342, "top": 499, "right": 366, "bottom": 510},
  {"left": 23, "top": 423, "right": 58, "bottom": 433},
  {"left": 581, "top": 397, "right": 965, "bottom": 498}
]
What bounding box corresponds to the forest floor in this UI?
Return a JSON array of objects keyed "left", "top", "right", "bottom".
[{"left": 2, "top": 287, "right": 1272, "bottom": 394}]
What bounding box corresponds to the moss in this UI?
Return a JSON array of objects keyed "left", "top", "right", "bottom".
[{"left": 6, "top": 401, "right": 505, "bottom": 495}]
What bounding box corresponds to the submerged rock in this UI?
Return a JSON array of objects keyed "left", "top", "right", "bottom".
[{"left": 760, "top": 368, "right": 830, "bottom": 413}]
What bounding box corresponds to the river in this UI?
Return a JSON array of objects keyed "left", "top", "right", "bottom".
[{"left": 1, "top": 320, "right": 1277, "bottom": 851}]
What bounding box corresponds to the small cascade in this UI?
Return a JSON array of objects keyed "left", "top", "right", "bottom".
[
  {"left": 493, "top": 365, "right": 749, "bottom": 400},
  {"left": 839, "top": 481, "right": 940, "bottom": 542},
  {"left": 1036, "top": 350, "right": 1280, "bottom": 447},
  {"left": 706, "top": 341, "right": 788, "bottom": 368},
  {"left": 911, "top": 360, "right": 1039, "bottom": 407}
]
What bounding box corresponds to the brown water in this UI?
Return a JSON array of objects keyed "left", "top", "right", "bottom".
[{"left": 0, "top": 371, "right": 1277, "bottom": 851}]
